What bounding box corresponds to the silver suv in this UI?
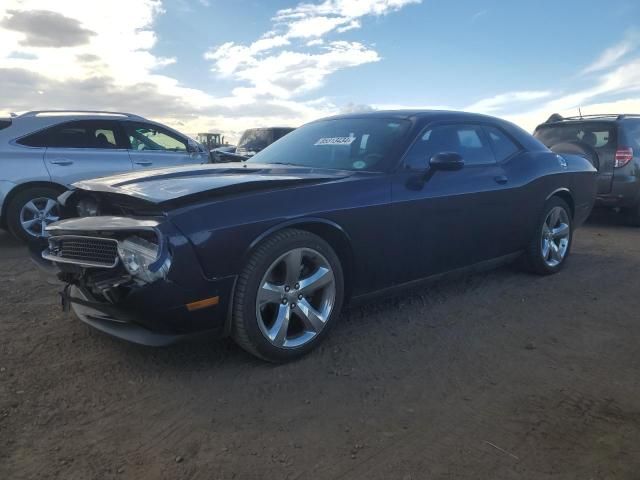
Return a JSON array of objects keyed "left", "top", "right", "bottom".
[{"left": 0, "top": 110, "right": 209, "bottom": 241}]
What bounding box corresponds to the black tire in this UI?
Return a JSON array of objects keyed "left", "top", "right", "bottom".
[
  {"left": 622, "top": 204, "right": 640, "bottom": 227},
  {"left": 522, "top": 197, "right": 573, "bottom": 275},
  {"left": 6, "top": 186, "right": 63, "bottom": 242},
  {"left": 231, "top": 229, "right": 344, "bottom": 362}
]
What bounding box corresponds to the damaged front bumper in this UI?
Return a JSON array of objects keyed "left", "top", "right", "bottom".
[
  {"left": 60, "top": 285, "right": 189, "bottom": 346},
  {"left": 56, "top": 281, "right": 234, "bottom": 346},
  {"left": 31, "top": 216, "right": 236, "bottom": 346}
]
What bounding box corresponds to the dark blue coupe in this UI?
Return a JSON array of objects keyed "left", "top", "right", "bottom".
[{"left": 36, "top": 111, "right": 597, "bottom": 361}]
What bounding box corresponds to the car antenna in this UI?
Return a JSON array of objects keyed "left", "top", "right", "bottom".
[{"left": 578, "top": 107, "right": 583, "bottom": 119}]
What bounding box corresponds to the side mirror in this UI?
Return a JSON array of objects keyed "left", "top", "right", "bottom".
[
  {"left": 429, "top": 152, "right": 464, "bottom": 171},
  {"left": 187, "top": 143, "right": 200, "bottom": 154}
]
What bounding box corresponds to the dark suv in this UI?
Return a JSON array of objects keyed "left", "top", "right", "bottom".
[{"left": 534, "top": 114, "right": 640, "bottom": 224}]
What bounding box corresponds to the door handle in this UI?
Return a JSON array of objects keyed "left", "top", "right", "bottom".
[
  {"left": 494, "top": 175, "right": 508, "bottom": 185},
  {"left": 50, "top": 159, "right": 73, "bottom": 166},
  {"left": 134, "top": 161, "right": 153, "bottom": 166}
]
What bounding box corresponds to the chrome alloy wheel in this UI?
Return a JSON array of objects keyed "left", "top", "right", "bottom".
[
  {"left": 256, "top": 247, "right": 336, "bottom": 348},
  {"left": 541, "top": 206, "right": 570, "bottom": 268},
  {"left": 19, "top": 197, "right": 60, "bottom": 238}
]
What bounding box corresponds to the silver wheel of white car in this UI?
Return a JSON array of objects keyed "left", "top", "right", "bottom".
[
  {"left": 19, "top": 197, "right": 60, "bottom": 238},
  {"left": 7, "top": 186, "right": 63, "bottom": 242}
]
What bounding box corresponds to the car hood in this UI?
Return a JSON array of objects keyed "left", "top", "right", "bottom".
[{"left": 71, "top": 163, "right": 354, "bottom": 204}]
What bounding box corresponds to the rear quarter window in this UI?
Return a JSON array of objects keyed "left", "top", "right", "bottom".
[
  {"left": 16, "top": 129, "right": 49, "bottom": 147},
  {"left": 484, "top": 126, "right": 520, "bottom": 161},
  {"left": 621, "top": 122, "right": 640, "bottom": 149}
]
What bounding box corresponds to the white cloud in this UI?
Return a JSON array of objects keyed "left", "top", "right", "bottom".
[
  {"left": 274, "top": 0, "right": 421, "bottom": 21},
  {"left": 205, "top": 0, "right": 421, "bottom": 102},
  {"left": 219, "top": 41, "right": 381, "bottom": 100},
  {"left": 337, "top": 19, "right": 362, "bottom": 33},
  {"left": 471, "top": 10, "right": 487, "bottom": 23},
  {"left": 498, "top": 65, "right": 640, "bottom": 132},
  {"left": 0, "top": 0, "right": 421, "bottom": 141},
  {"left": 5, "top": 0, "right": 638, "bottom": 146},
  {"left": 465, "top": 91, "right": 552, "bottom": 113},
  {"left": 582, "top": 34, "right": 637, "bottom": 75}
]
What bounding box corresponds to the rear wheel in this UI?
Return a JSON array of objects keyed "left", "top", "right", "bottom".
[
  {"left": 522, "top": 197, "right": 573, "bottom": 275},
  {"left": 622, "top": 204, "right": 640, "bottom": 227},
  {"left": 231, "top": 229, "right": 344, "bottom": 362},
  {"left": 6, "top": 186, "right": 63, "bottom": 242}
]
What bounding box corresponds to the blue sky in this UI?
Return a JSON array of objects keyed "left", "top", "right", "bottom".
[
  {"left": 155, "top": 0, "right": 639, "bottom": 108},
  {"left": 2, "top": 0, "right": 640, "bottom": 139}
]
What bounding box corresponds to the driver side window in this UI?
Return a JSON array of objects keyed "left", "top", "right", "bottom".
[
  {"left": 404, "top": 123, "right": 495, "bottom": 169},
  {"left": 123, "top": 122, "right": 187, "bottom": 152}
]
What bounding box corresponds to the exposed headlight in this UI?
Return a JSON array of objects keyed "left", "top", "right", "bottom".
[
  {"left": 117, "top": 236, "right": 171, "bottom": 284},
  {"left": 76, "top": 198, "right": 99, "bottom": 217}
]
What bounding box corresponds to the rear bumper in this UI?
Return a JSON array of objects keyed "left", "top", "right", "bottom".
[{"left": 596, "top": 174, "right": 640, "bottom": 208}]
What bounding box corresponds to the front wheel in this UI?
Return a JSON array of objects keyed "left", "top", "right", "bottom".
[
  {"left": 6, "top": 186, "right": 63, "bottom": 242},
  {"left": 231, "top": 229, "right": 344, "bottom": 362},
  {"left": 522, "top": 197, "right": 573, "bottom": 275}
]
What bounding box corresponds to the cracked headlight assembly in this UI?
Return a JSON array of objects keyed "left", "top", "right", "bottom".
[
  {"left": 117, "top": 235, "right": 171, "bottom": 284},
  {"left": 76, "top": 198, "right": 100, "bottom": 217}
]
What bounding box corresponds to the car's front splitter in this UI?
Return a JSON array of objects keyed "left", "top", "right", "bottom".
[{"left": 60, "top": 275, "right": 236, "bottom": 345}]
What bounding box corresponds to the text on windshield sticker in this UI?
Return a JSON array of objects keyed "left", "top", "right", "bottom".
[{"left": 314, "top": 137, "right": 355, "bottom": 146}]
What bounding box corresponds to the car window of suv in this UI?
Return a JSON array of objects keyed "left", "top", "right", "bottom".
[
  {"left": 124, "top": 123, "right": 187, "bottom": 152},
  {"left": 17, "top": 120, "right": 120, "bottom": 149},
  {"left": 237, "top": 129, "right": 273, "bottom": 152},
  {"left": 404, "top": 123, "right": 495, "bottom": 168},
  {"left": 484, "top": 126, "right": 520, "bottom": 161},
  {"left": 534, "top": 124, "right": 615, "bottom": 152},
  {"left": 622, "top": 122, "right": 640, "bottom": 149}
]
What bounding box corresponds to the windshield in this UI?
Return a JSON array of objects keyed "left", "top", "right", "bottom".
[
  {"left": 534, "top": 123, "right": 616, "bottom": 151},
  {"left": 246, "top": 118, "right": 411, "bottom": 171},
  {"left": 237, "top": 129, "right": 273, "bottom": 152}
]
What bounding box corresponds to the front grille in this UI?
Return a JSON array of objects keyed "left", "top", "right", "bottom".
[{"left": 46, "top": 236, "right": 119, "bottom": 268}]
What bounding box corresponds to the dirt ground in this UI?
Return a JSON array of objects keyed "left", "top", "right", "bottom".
[{"left": 1, "top": 211, "right": 639, "bottom": 480}]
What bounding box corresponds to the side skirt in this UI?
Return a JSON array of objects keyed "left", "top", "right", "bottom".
[{"left": 347, "top": 251, "right": 523, "bottom": 308}]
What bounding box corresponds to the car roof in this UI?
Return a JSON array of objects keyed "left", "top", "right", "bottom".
[
  {"left": 315, "top": 109, "right": 507, "bottom": 124},
  {"left": 243, "top": 127, "right": 295, "bottom": 131},
  {"left": 537, "top": 113, "right": 640, "bottom": 128},
  {"left": 14, "top": 110, "right": 146, "bottom": 120},
  {"left": 311, "top": 109, "right": 548, "bottom": 152},
  {"left": 1, "top": 110, "right": 199, "bottom": 144}
]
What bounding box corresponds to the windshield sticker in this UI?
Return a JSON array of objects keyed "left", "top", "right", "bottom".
[{"left": 314, "top": 137, "right": 355, "bottom": 146}]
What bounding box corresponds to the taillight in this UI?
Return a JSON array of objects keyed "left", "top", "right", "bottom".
[{"left": 615, "top": 147, "right": 634, "bottom": 168}]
